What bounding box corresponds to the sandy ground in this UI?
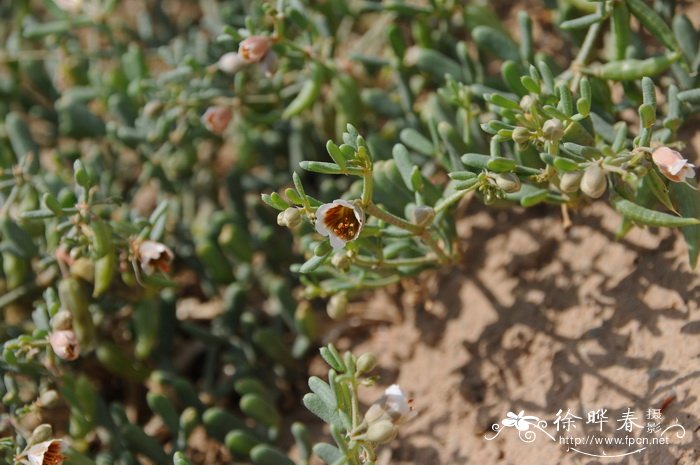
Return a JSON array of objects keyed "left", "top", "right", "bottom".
[{"left": 336, "top": 196, "right": 700, "bottom": 465}]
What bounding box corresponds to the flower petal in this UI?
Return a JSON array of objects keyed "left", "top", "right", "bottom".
[{"left": 328, "top": 234, "right": 346, "bottom": 249}]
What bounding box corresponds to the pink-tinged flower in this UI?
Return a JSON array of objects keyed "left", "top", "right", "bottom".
[
  {"left": 201, "top": 106, "right": 232, "bottom": 135},
  {"left": 48, "top": 330, "right": 80, "bottom": 361},
  {"left": 652, "top": 147, "right": 695, "bottom": 183},
  {"left": 314, "top": 200, "right": 365, "bottom": 249},
  {"left": 238, "top": 36, "right": 272, "bottom": 63},
  {"left": 381, "top": 384, "right": 416, "bottom": 425},
  {"left": 137, "top": 240, "right": 174, "bottom": 274},
  {"left": 21, "top": 440, "right": 65, "bottom": 465}
]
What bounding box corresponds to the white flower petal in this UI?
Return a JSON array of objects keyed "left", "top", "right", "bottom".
[
  {"left": 383, "top": 384, "right": 416, "bottom": 424},
  {"left": 329, "top": 234, "right": 346, "bottom": 249},
  {"left": 502, "top": 418, "right": 517, "bottom": 427},
  {"left": 669, "top": 159, "right": 689, "bottom": 176},
  {"left": 684, "top": 166, "right": 696, "bottom": 180}
]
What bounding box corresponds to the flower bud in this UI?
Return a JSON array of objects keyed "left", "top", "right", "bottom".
[
  {"left": 364, "top": 403, "right": 389, "bottom": 424},
  {"left": 580, "top": 164, "right": 607, "bottom": 198},
  {"left": 495, "top": 173, "right": 521, "bottom": 193},
  {"left": 365, "top": 420, "right": 398, "bottom": 444},
  {"left": 542, "top": 119, "right": 564, "bottom": 141},
  {"left": 559, "top": 171, "right": 583, "bottom": 193},
  {"left": 238, "top": 36, "right": 272, "bottom": 63},
  {"left": 49, "top": 330, "right": 80, "bottom": 361},
  {"left": 327, "top": 292, "right": 348, "bottom": 320},
  {"left": 277, "top": 207, "right": 302, "bottom": 228},
  {"left": 512, "top": 127, "right": 531, "bottom": 146},
  {"left": 50, "top": 310, "right": 73, "bottom": 331},
  {"left": 356, "top": 352, "right": 377, "bottom": 375},
  {"left": 412, "top": 205, "right": 435, "bottom": 227},
  {"left": 330, "top": 252, "right": 350, "bottom": 270},
  {"left": 143, "top": 100, "right": 163, "bottom": 118},
  {"left": 39, "top": 390, "right": 61, "bottom": 409},
  {"left": 201, "top": 106, "right": 232, "bottom": 135},
  {"left": 218, "top": 52, "right": 247, "bottom": 75},
  {"left": 29, "top": 424, "right": 54, "bottom": 446},
  {"left": 520, "top": 95, "right": 534, "bottom": 112},
  {"left": 69, "top": 257, "right": 94, "bottom": 283}
]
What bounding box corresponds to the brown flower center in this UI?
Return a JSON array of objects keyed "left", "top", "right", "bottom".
[
  {"left": 43, "top": 441, "right": 64, "bottom": 465},
  {"left": 323, "top": 205, "right": 360, "bottom": 241}
]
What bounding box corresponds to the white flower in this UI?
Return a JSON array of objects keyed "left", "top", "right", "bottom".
[
  {"left": 314, "top": 200, "right": 365, "bottom": 249},
  {"left": 502, "top": 410, "right": 537, "bottom": 431},
  {"left": 382, "top": 384, "right": 416, "bottom": 425},
  {"left": 20, "top": 440, "right": 65, "bottom": 465},
  {"left": 652, "top": 147, "right": 695, "bottom": 183},
  {"left": 136, "top": 240, "right": 174, "bottom": 274}
]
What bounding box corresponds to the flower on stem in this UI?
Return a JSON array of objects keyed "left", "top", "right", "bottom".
[
  {"left": 48, "top": 330, "right": 80, "bottom": 361},
  {"left": 652, "top": 147, "right": 695, "bottom": 183},
  {"left": 359, "top": 384, "right": 416, "bottom": 444},
  {"left": 381, "top": 384, "right": 416, "bottom": 425},
  {"left": 238, "top": 36, "right": 272, "bottom": 63},
  {"left": 315, "top": 200, "right": 365, "bottom": 249},
  {"left": 201, "top": 106, "right": 232, "bottom": 135},
  {"left": 364, "top": 384, "right": 416, "bottom": 426},
  {"left": 135, "top": 240, "right": 174, "bottom": 274},
  {"left": 19, "top": 440, "right": 65, "bottom": 465}
]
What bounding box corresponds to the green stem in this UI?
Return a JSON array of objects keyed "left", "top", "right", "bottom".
[
  {"left": 366, "top": 203, "right": 450, "bottom": 261},
  {"left": 434, "top": 186, "right": 477, "bottom": 214},
  {"left": 421, "top": 231, "right": 450, "bottom": 264},
  {"left": 361, "top": 170, "right": 373, "bottom": 207},
  {"left": 571, "top": 22, "right": 602, "bottom": 90},
  {"left": 365, "top": 203, "right": 420, "bottom": 234},
  {"left": 354, "top": 255, "right": 438, "bottom": 268}
]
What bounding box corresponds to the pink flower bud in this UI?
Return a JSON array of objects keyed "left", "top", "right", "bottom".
[
  {"left": 49, "top": 331, "right": 80, "bottom": 361},
  {"left": 201, "top": 106, "right": 232, "bottom": 135},
  {"left": 652, "top": 147, "right": 696, "bottom": 183},
  {"left": 238, "top": 36, "right": 271, "bottom": 63}
]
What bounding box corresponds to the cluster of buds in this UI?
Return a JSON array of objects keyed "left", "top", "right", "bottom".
[
  {"left": 218, "top": 35, "right": 276, "bottom": 76},
  {"left": 354, "top": 384, "right": 417, "bottom": 444}
]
